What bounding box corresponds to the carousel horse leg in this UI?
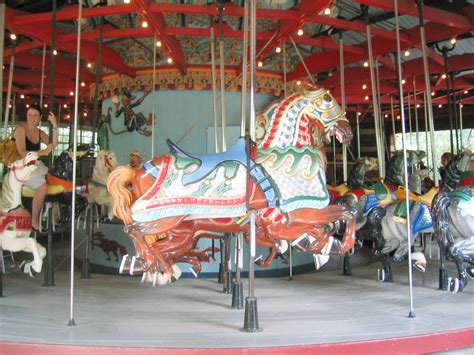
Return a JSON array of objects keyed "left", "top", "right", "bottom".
[
  {"left": 81, "top": 203, "right": 97, "bottom": 279},
  {"left": 42, "top": 201, "right": 55, "bottom": 287},
  {"left": 448, "top": 246, "right": 468, "bottom": 294},
  {"left": 223, "top": 235, "right": 233, "bottom": 294},
  {"left": 232, "top": 232, "right": 244, "bottom": 309},
  {"left": 369, "top": 207, "right": 393, "bottom": 282}
]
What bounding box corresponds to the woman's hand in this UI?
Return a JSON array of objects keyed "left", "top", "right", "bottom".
[
  {"left": 47, "top": 112, "right": 58, "bottom": 127},
  {"left": 44, "top": 144, "right": 54, "bottom": 156}
]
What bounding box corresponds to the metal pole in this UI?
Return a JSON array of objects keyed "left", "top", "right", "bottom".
[
  {"left": 3, "top": 46, "right": 15, "bottom": 139},
  {"left": 367, "top": 24, "right": 384, "bottom": 178},
  {"left": 417, "top": 0, "right": 438, "bottom": 187},
  {"left": 391, "top": 96, "right": 396, "bottom": 155},
  {"left": 11, "top": 93, "right": 16, "bottom": 127},
  {"left": 40, "top": 45, "right": 46, "bottom": 108},
  {"left": 340, "top": 32, "right": 347, "bottom": 182},
  {"left": 151, "top": 33, "right": 157, "bottom": 157},
  {"left": 240, "top": 0, "right": 249, "bottom": 136},
  {"left": 394, "top": 0, "right": 415, "bottom": 318},
  {"left": 413, "top": 80, "right": 420, "bottom": 150},
  {"left": 283, "top": 40, "right": 287, "bottom": 98},
  {"left": 442, "top": 51, "right": 454, "bottom": 154},
  {"left": 407, "top": 93, "right": 412, "bottom": 147},
  {"left": 333, "top": 137, "right": 337, "bottom": 185},
  {"left": 0, "top": 0, "right": 4, "bottom": 131},
  {"left": 450, "top": 73, "right": 459, "bottom": 152},
  {"left": 243, "top": 0, "right": 260, "bottom": 333},
  {"left": 423, "top": 91, "right": 430, "bottom": 171},
  {"left": 69, "top": 0, "right": 82, "bottom": 327},
  {"left": 210, "top": 24, "right": 220, "bottom": 153},
  {"left": 218, "top": 1, "right": 227, "bottom": 151},
  {"left": 289, "top": 36, "right": 315, "bottom": 85},
  {"left": 375, "top": 58, "right": 386, "bottom": 162},
  {"left": 91, "top": 18, "right": 103, "bottom": 154},
  {"left": 459, "top": 99, "right": 463, "bottom": 148},
  {"left": 356, "top": 114, "right": 360, "bottom": 159}
]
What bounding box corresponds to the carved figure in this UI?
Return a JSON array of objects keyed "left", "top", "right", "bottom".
[
  {"left": 0, "top": 152, "right": 46, "bottom": 277},
  {"left": 91, "top": 232, "right": 127, "bottom": 262},
  {"left": 108, "top": 88, "right": 355, "bottom": 286}
]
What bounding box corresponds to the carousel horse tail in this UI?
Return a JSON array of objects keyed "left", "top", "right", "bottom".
[{"left": 107, "top": 166, "right": 136, "bottom": 225}]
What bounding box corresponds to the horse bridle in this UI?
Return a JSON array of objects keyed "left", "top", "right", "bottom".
[{"left": 11, "top": 156, "right": 36, "bottom": 183}]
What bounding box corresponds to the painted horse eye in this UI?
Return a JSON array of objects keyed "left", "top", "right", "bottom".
[{"left": 323, "top": 94, "right": 332, "bottom": 102}]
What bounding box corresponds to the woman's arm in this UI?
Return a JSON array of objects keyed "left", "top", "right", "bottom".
[{"left": 13, "top": 125, "right": 29, "bottom": 158}]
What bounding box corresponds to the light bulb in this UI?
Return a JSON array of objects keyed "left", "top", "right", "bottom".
[
  {"left": 297, "top": 29, "right": 304, "bottom": 36},
  {"left": 26, "top": 104, "right": 30, "bottom": 108},
  {"left": 402, "top": 79, "right": 406, "bottom": 85},
  {"left": 156, "top": 41, "right": 162, "bottom": 47},
  {"left": 363, "top": 61, "right": 369, "bottom": 67},
  {"left": 450, "top": 38, "right": 456, "bottom": 45},
  {"left": 296, "top": 80, "right": 301, "bottom": 86},
  {"left": 70, "top": 91, "right": 74, "bottom": 96},
  {"left": 438, "top": 104, "right": 442, "bottom": 108},
  {"left": 167, "top": 57, "right": 173, "bottom": 63},
  {"left": 275, "top": 46, "right": 282, "bottom": 53},
  {"left": 364, "top": 95, "right": 369, "bottom": 100},
  {"left": 63, "top": 104, "right": 67, "bottom": 108},
  {"left": 324, "top": 8, "right": 331, "bottom": 15},
  {"left": 404, "top": 50, "right": 410, "bottom": 57},
  {"left": 362, "top": 84, "right": 367, "bottom": 90},
  {"left": 124, "top": 0, "right": 130, "bottom": 3},
  {"left": 431, "top": 91, "right": 435, "bottom": 96},
  {"left": 10, "top": 33, "right": 17, "bottom": 40},
  {"left": 87, "top": 63, "right": 92, "bottom": 68},
  {"left": 80, "top": 82, "right": 85, "bottom": 87},
  {"left": 257, "top": 61, "right": 263, "bottom": 67},
  {"left": 441, "top": 73, "right": 447, "bottom": 79},
  {"left": 464, "top": 90, "right": 468, "bottom": 94},
  {"left": 142, "top": 21, "right": 148, "bottom": 28},
  {"left": 20, "top": 94, "right": 25, "bottom": 99}
]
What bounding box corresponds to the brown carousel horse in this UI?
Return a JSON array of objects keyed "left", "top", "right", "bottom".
[{"left": 108, "top": 88, "right": 356, "bottom": 285}]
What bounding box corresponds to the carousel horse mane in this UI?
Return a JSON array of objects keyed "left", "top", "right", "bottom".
[{"left": 0, "top": 170, "right": 15, "bottom": 210}]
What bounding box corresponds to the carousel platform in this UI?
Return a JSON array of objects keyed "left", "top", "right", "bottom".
[{"left": 0, "top": 247, "right": 473, "bottom": 354}]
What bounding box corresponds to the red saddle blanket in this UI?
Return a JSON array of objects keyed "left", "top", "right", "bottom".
[{"left": 0, "top": 212, "right": 32, "bottom": 233}]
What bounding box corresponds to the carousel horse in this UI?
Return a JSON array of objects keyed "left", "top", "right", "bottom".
[
  {"left": 370, "top": 151, "right": 471, "bottom": 283},
  {"left": 87, "top": 150, "right": 118, "bottom": 221},
  {"left": 432, "top": 149, "right": 473, "bottom": 293},
  {"left": 108, "top": 88, "right": 356, "bottom": 286},
  {"left": 0, "top": 152, "right": 46, "bottom": 276},
  {"left": 21, "top": 144, "right": 94, "bottom": 226}
]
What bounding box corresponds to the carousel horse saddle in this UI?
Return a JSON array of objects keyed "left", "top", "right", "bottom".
[
  {"left": 374, "top": 182, "right": 396, "bottom": 206},
  {"left": 21, "top": 174, "right": 72, "bottom": 198},
  {"left": 330, "top": 184, "right": 350, "bottom": 197},
  {"left": 167, "top": 138, "right": 247, "bottom": 186},
  {"left": 395, "top": 187, "right": 438, "bottom": 207},
  {"left": 458, "top": 171, "right": 474, "bottom": 187},
  {"left": 449, "top": 187, "right": 473, "bottom": 203}
]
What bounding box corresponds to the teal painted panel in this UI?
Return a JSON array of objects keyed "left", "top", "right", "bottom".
[{"left": 102, "top": 90, "right": 274, "bottom": 165}]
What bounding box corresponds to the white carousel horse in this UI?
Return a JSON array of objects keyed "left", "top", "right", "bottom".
[
  {"left": 0, "top": 152, "right": 46, "bottom": 277},
  {"left": 87, "top": 150, "right": 118, "bottom": 221}
]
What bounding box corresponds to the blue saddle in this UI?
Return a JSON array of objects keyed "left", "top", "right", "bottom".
[{"left": 167, "top": 137, "right": 247, "bottom": 185}]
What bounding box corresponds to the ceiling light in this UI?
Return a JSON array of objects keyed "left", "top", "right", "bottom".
[
  {"left": 275, "top": 46, "right": 282, "bottom": 53},
  {"left": 44, "top": 103, "right": 48, "bottom": 108},
  {"left": 402, "top": 79, "right": 406, "bottom": 85},
  {"left": 324, "top": 8, "right": 331, "bottom": 15},
  {"left": 8, "top": 104, "right": 12, "bottom": 108},
  {"left": 63, "top": 104, "right": 67, "bottom": 108},
  {"left": 450, "top": 38, "right": 456, "bottom": 45},
  {"left": 81, "top": 82, "right": 86, "bottom": 87},
  {"left": 363, "top": 61, "right": 369, "bottom": 67},
  {"left": 87, "top": 63, "right": 92, "bottom": 68},
  {"left": 124, "top": 0, "right": 131, "bottom": 3},
  {"left": 70, "top": 91, "right": 74, "bottom": 96},
  {"left": 397, "top": 115, "right": 400, "bottom": 120},
  {"left": 431, "top": 91, "right": 435, "bottom": 96},
  {"left": 460, "top": 104, "right": 463, "bottom": 108},
  {"left": 362, "top": 84, "right": 367, "bottom": 90},
  {"left": 20, "top": 94, "right": 25, "bottom": 99},
  {"left": 384, "top": 114, "right": 388, "bottom": 118},
  {"left": 365, "top": 95, "right": 369, "bottom": 100},
  {"left": 66, "top": 114, "right": 71, "bottom": 119},
  {"left": 297, "top": 29, "right": 304, "bottom": 36},
  {"left": 26, "top": 104, "right": 30, "bottom": 108},
  {"left": 257, "top": 61, "right": 263, "bottom": 67},
  {"left": 296, "top": 80, "right": 301, "bottom": 86},
  {"left": 357, "top": 112, "right": 361, "bottom": 116},
  {"left": 167, "top": 57, "right": 173, "bottom": 63},
  {"left": 141, "top": 21, "right": 148, "bottom": 28},
  {"left": 83, "top": 112, "right": 88, "bottom": 117},
  {"left": 416, "top": 104, "right": 420, "bottom": 108},
  {"left": 404, "top": 50, "right": 410, "bottom": 57},
  {"left": 441, "top": 73, "right": 447, "bottom": 79},
  {"left": 53, "top": 49, "right": 58, "bottom": 55},
  {"left": 156, "top": 40, "right": 162, "bottom": 47},
  {"left": 464, "top": 90, "right": 468, "bottom": 94},
  {"left": 10, "top": 33, "right": 17, "bottom": 40},
  {"left": 438, "top": 104, "right": 442, "bottom": 108}
]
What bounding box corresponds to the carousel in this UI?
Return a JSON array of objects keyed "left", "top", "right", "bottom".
[{"left": 0, "top": 0, "right": 473, "bottom": 353}]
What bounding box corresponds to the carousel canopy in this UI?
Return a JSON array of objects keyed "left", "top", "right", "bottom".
[{"left": 2, "top": 0, "right": 474, "bottom": 119}]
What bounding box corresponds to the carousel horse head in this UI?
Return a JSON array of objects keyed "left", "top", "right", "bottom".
[
  {"left": 347, "top": 157, "right": 378, "bottom": 188},
  {"left": 1, "top": 152, "right": 39, "bottom": 209},
  {"left": 386, "top": 150, "right": 426, "bottom": 187},
  {"left": 259, "top": 88, "right": 352, "bottom": 150},
  {"left": 444, "top": 148, "right": 473, "bottom": 191},
  {"left": 93, "top": 150, "right": 118, "bottom": 181}
]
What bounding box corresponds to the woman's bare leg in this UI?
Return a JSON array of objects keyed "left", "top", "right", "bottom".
[{"left": 32, "top": 183, "right": 48, "bottom": 230}]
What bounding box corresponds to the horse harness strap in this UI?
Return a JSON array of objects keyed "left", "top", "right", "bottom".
[
  {"left": 143, "top": 161, "right": 159, "bottom": 179},
  {"left": 249, "top": 159, "right": 278, "bottom": 208}
]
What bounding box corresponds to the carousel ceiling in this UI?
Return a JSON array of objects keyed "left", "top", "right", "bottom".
[{"left": 2, "top": 0, "right": 474, "bottom": 115}]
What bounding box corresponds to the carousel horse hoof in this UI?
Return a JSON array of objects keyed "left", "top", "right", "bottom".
[
  {"left": 449, "top": 277, "right": 461, "bottom": 294},
  {"left": 291, "top": 234, "right": 315, "bottom": 253},
  {"left": 313, "top": 254, "right": 330, "bottom": 270},
  {"left": 321, "top": 236, "right": 335, "bottom": 255},
  {"left": 413, "top": 261, "right": 426, "bottom": 273},
  {"left": 172, "top": 264, "right": 182, "bottom": 280},
  {"left": 377, "top": 268, "right": 385, "bottom": 282},
  {"left": 119, "top": 254, "right": 130, "bottom": 274},
  {"left": 156, "top": 272, "right": 171, "bottom": 285},
  {"left": 412, "top": 252, "right": 427, "bottom": 273},
  {"left": 189, "top": 267, "right": 199, "bottom": 278},
  {"left": 466, "top": 268, "right": 474, "bottom": 279},
  {"left": 129, "top": 256, "right": 137, "bottom": 275},
  {"left": 254, "top": 255, "right": 263, "bottom": 264},
  {"left": 277, "top": 240, "right": 289, "bottom": 254}
]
